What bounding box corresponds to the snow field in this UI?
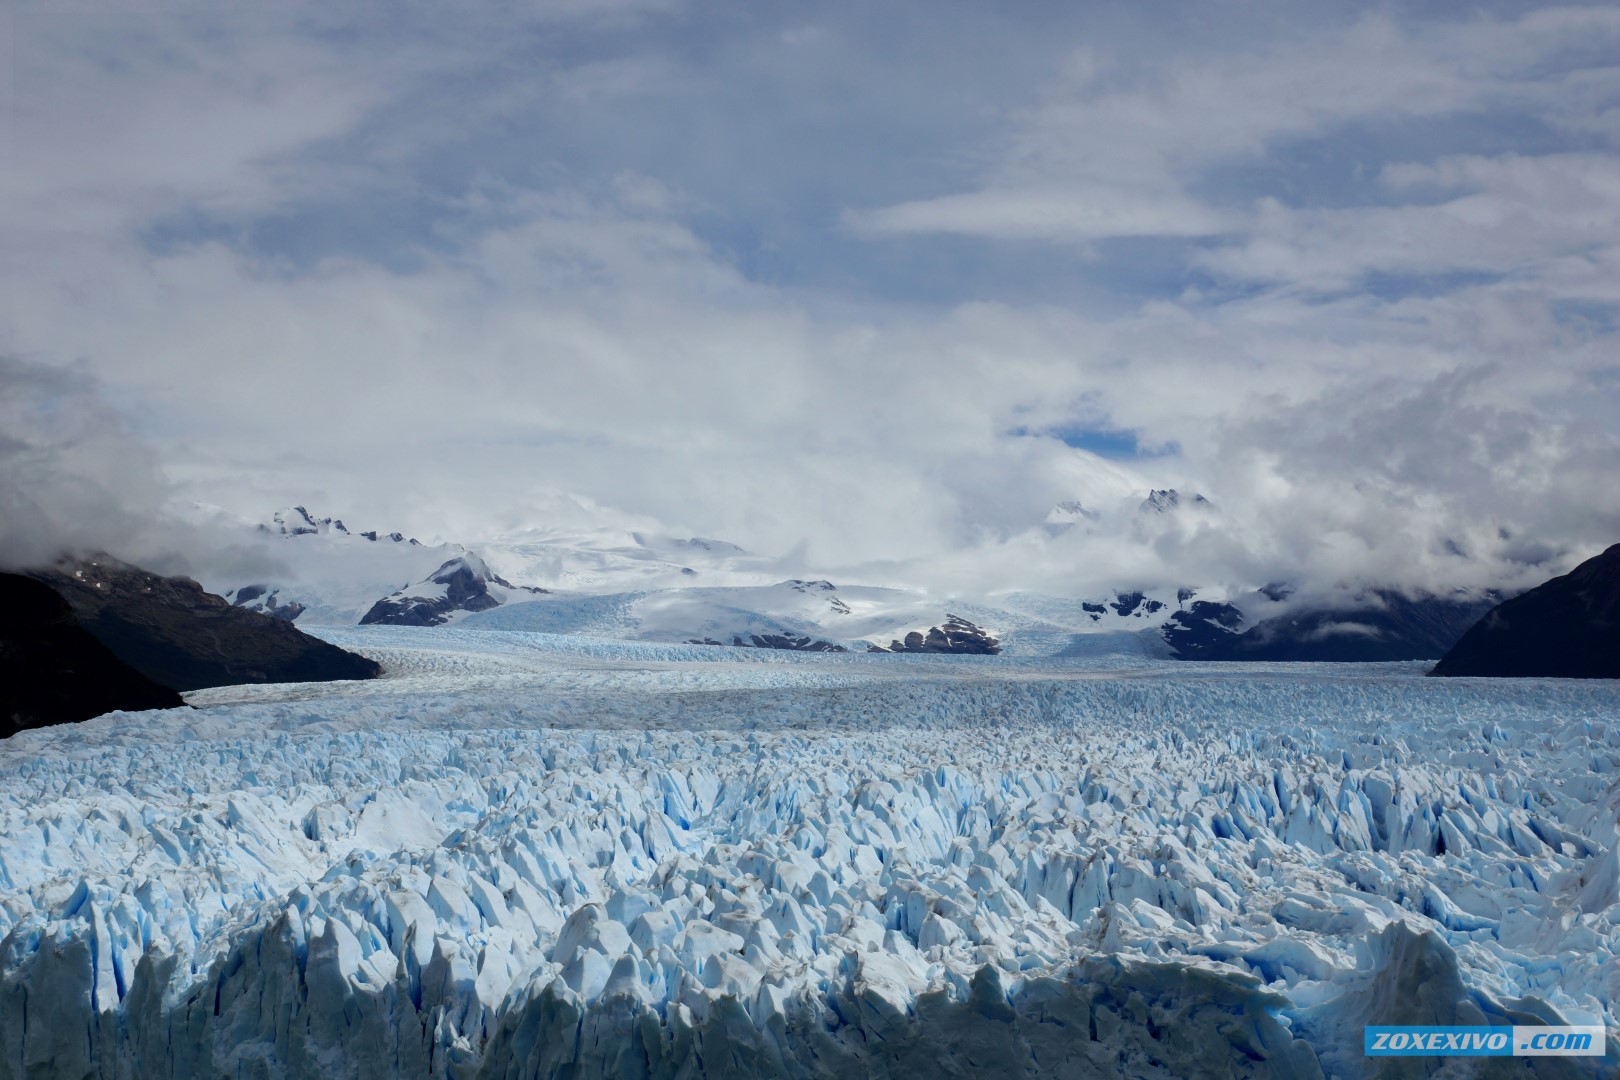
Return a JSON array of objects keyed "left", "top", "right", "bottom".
[{"left": 1, "top": 630, "right": 1617, "bottom": 1077}]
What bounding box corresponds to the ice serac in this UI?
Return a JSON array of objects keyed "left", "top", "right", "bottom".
[
  {"left": 361, "top": 553, "right": 545, "bottom": 627},
  {"left": 1, "top": 630, "right": 1617, "bottom": 1077},
  {"left": 0, "top": 573, "right": 184, "bottom": 735},
  {"left": 23, "top": 554, "right": 381, "bottom": 690},
  {"left": 1431, "top": 542, "right": 1620, "bottom": 679}
]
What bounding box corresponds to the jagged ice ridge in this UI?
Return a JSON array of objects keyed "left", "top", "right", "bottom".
[{"left": 1, "top": 628, "right": 1616, "bottom": 1077}]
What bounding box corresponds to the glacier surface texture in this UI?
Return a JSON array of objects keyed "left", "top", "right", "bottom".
[{"left": 1, "top": 627, "right": 1617, "bottom": 1078}]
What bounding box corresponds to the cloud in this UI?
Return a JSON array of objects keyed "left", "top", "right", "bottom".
[
  {"left": 847, "top": 188, "right": 1232, "bottom": 241},
  {"left": 1, "top": 2, "right": 1616, "bottom": 603},
  {"left": 850, "top": 8, "right": 1620, "bottom": 249},
  {"left": 0, "top": 357, "right": 168, "bottom": 569},
  {"left": 0, "top": 355, "right": 292, "bottom": 582},
  {"left": 1196, "top": 153, "right": 1620, "bottom": 292}
]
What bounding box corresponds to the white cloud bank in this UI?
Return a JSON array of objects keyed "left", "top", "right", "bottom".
[{"left": 2, "top": 2, "right": 1616, "bottom": 598}]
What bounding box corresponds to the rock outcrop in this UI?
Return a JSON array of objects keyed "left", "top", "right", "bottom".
[{"left": 881, "top": 615, "right": 1001, "bottom": 655}]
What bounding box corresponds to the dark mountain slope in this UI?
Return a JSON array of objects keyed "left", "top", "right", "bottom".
[
  {"left": 1430, "top": 543, "right": 1620, "bottom": 679},
  {"left": 1165, "top": 590, "right": 1498, "bottom": 663},
  {"left": 28, "top": 555, "right": 381, "bottom": 691},
  {"left": 1, "top": 573, "right": 185, "bottom": 736}
]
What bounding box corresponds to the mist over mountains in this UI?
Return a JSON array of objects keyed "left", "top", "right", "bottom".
[
  {"left": 3, "top": 1, "right": 1617, "bottom": 639},
  {"left": 1, "top": 348, "right": 1597, "bottom": 630}
]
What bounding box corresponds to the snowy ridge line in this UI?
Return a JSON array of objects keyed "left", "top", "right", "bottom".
[{"left": 1, "top": 642, "right": 1618, "bottom": 1076}]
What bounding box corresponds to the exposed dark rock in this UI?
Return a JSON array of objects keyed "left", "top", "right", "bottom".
[
  {"left": 1430, "top": 543, "right": 1620, "bottom": 679},
  {"left": 361, "top": 555, "right": 546, "bottom": 627},
  {"left": 259, "top": 595, "right": 306, "bottom": 622},
  {"left": 1165, "top": 590, "right": 1499, "bottom": 663},
  {"left": 1108, "top": 592, "right": 1167, "bottom": 618},
  {"left": 25, "top": 555, "right": 380, "bottom": 691},
  {"left": 1160, "top": 601, "right": 1247, "bottom": 658},
  {"left": 730, "top": 633, "right": 847, "bottom": 653},
  {"left": 226, "top": 584, "right": 305, "bottom": 622},
  {"left": 1111, "top": 591, "right": 1145, "bottom": 616},
  {"left": 888, "top": 615, "right": 1000, "bottom": 655},
  {"left": 1, "top": 573, "right": 186, "bottom": 736}
]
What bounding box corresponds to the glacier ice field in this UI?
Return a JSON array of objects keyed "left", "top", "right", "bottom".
[{"left": 2, "top": 626, "right": 1618, "bottom": 1078}]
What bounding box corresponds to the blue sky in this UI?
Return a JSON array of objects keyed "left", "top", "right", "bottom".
[{"left": 3, "top": 1, "right": 1618, "bottom": 593}]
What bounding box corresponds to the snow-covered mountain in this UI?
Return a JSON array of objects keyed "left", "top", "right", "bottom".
[
  {"left": 460, "top": 580, "right": 1200, "bottom": 658},
  {"left": 192, "top": 499, "right": 1505, "bottom": 663},
  {"left": 210, "top": 507, "right": 467, "bottom": 625},
  {"left": 206, "top": 506, "right": 786, "bottom": 627},
  {"left": 1138, "top": 487, "right": 1212, "bottom": 515},
  {"left": 476, "top": 524, "right": 780, "bottom": 592},
  {"left": 462, "top": 579, "right": 950, "bottom": 650},
  {"left": 264, "top": 505, "right": 423, "bottom": 545},
  {"left": 360, "top": 553, "right": 546, "bottom": 627},
  {"left": 1041, "top": 499, "right": 1101, "bottom": 537}
]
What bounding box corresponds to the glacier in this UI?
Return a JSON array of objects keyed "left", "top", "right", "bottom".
[{"left": 1, "top": 627, "right": 1617, "bottom": 1078}]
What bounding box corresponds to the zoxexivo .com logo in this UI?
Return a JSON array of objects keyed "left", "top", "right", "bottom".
[{"left": 1365, "top": 1026, "right": 1606, "bottom": 1057}]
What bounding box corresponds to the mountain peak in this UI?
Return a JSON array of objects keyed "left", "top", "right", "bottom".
[
  {"left": 1048, "top": 499, "right": 1100, "bottom": 521},
  {"left": 266, "top": 507, "right": 422, "bottom": 544},
  {"left": 1139, "top": 489, "right": 1212, "bottom": 514},
  {"left": 361, "top": 552, "right": 544, "bottom": 627}
]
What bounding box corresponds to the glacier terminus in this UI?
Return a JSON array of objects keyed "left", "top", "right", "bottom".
[{"left": 1, "top": 627, "right": 1616, "bottom": 1077}]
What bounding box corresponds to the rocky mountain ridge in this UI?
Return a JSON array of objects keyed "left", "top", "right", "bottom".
[
  {"left": 26, "top": 554, "right": 381, "bottom": 691},
  {"left": 361, "top": 554, "right": 547, "bottom": 627}
]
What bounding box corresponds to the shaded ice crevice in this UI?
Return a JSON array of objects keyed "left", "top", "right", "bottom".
[{"left": 1, "top": 639, "right": 1619, "bottom": 1077}]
